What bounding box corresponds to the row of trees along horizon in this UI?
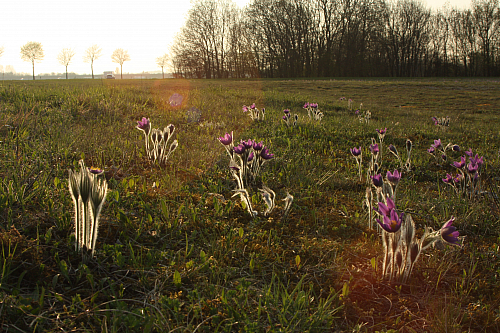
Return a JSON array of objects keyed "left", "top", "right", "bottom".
[
  {"left": 171, "top": 0, "right": 500, "bottom": 78},
  {"left": 0, "top": 44, "right": 169, "bottom": 80}
]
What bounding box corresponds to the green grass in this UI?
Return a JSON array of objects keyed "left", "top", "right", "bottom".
[{"left": 1, "top": 78, "right": 500, "bottom": 332}]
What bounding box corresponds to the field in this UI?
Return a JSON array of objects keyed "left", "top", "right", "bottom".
[{"left": 1, "top": 78, "right": 500, "bottom": 332}]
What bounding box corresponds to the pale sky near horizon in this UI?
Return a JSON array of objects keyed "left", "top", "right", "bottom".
[{"left": 0, "top": 0, "right": 471, "bottom": 76}]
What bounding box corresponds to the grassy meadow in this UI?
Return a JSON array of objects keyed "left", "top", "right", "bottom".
[{"left": 1, "top": 78, "right": 500, "bottom": 332}]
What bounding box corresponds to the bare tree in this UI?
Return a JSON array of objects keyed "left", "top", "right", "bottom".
[
  {"left": 83, "top": 45, "right": 102, "bottom": 79},
  {"left": 111, "top": 48, "right": 131, "bottom": 79},
  {"left": 156, "top": 53, "right": 169, "bottom": 79},
  {"left": 20, "top": 41, "right": 44, "bottom": 80},
  {"left": 57, "top": 48, "right": 76, "bottom": 79}
]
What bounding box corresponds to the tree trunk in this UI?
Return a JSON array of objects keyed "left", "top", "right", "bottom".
[
  {"left": 120, "top": 64, "right": 123, "bottom": 79},
  {"left": 91, "top": 61, "right": 94, "bottom": 79},
  {"left": 66, "top": 66, "right": 68, "bottom": 79},
  {"left": 32, "top": 61, "right": 35, "bottom": 80},
  {"left": 162, "top": 67, "right": 164, "bottom": 79}
]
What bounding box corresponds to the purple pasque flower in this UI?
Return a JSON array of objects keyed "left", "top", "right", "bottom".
[
  {"left": 241, "top": 139, "right": 254, "bottom": 149},
  {"left": 350, "top": 146, "right": 362, "bottom": 157},
  {"left": 377, "top": 209, "right": 403, "bottom": 233},
  {"left": 369, "top": 143, "right": 379, "bottom": 155},
  {"left": 136, "top": 117, "right": 151, "bottom": 135},
  {"left": 242, "top": 105, "right": 249, "bottom": 112},
  {"left": 442, "top": 173, "right": 453, "bottom": 184},
  {"left": 282, "top": 115, "right": 288, "bottom": 121},
  {"left": 389, "top": 144, "right": 398, "bottom": 156},
  {"left": 452, "top": 156, "right": 466, "bottom": 169},
  {"left": 452, "top": 145, "right": 460, "bottom": 152},
  {"left": 370, "top": 174, "right": 383, "bottom": 187},
  {"left": 433, "top": 139, "right": 442, "bottom": 149},
  {"left": 467, "top": 162, "right": 478, "bottom": 174},
  {"left": 303, "top": 102, "right": 309, "bottom": 109},
  {"left": 453, "top": 174, "right": 463, "bottom": 183},
  {"left": 375, "top": 197, "right": 396, "bottom": 217},
  {"left": 427, "top": 146, "right": 436, "bottom": 154},
  {"left": 470, "top": 154, "right": 484, "bottom": 168},
  {"left": 88, "top": 166, "right": 104, "bottom": 175},
  {"left": 253, "top": 141, "right": 264, "bottom": 151},
  {"left": 376, "top": 128, "right": 387, "bottom": 135},
  {"left": 355, "top": 109, "right": 360, "bottom": 115},
  {"left": 310, "top": 103, "right": 318, "bottom": 108},
  {"left": 250, "top": 103, "right": 256, "bottom": 110},
  {"left": 234, "top": 144, "right": 246, "bottom": 155},
  {"left": 465, "top": 148, "right": 473, "bottom": 157},
  {"left": 431, "top": 116, "right": 438, "bottom": 125},
  {"left": 260, "top": 147, "right": 274, "bottom": 160},
  {"left": 218, "top": 131, "right": 233, "bottom": 146},
  {"left": 440, "top": 216, "right": 460, "bottom": 246},
  {"left": 386, "top": 169, "right": 401, "bottom": 184},
  {"left": 283, "top": 109, "right": 290, "bottom": 115},
  {"left": 248, "top": 152, "right": 254, "bottom": 162}
]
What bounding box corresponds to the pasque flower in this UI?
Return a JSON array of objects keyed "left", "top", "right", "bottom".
[
  {"left": 442, "top": 173, "right": 453, "bottom": 184},
  {"left": 452, "top": 156, "right": 466, "bottom": 169},
  {"left": 260, "top": 147, "right": 274, "bottom": 160},
  {"left": 376, "top": 128, "right": 387, "bottom": 135},
  {"left": 370, "top": 143, "right": 379, "bottom": 155},
  {"left": 387, "top": 169, "right": 401, "bottom": 185},
  {"left": 350, "top": 147, "right": 362, "bottom": 157},
  {"left": 371, "top": 174, "right": 383, "bottom": 187},
  {"left": 440, "top": 217, "right": 460, "bottom": 246},
  {"left": 136, "top": 117, "right": 151, "bottom": 135},
  {"left": 377, "top": 209, "right": 403, "bottom": 233},
  {"left": 218, "top": 132, "right": 233, "bottom": 146},
  {"left": 234, "top": 144, "right": 246, "bottom": 155},
  {"left": 375, "top": 197, "right": 396, "bottom": 217}
]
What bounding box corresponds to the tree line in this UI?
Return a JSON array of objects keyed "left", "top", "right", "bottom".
[
  {"left": 171, "top": 0, "right": 500, "bottom": 78},
  {"left": 0, "top": 43, "right": 170, "bottom": 80}
]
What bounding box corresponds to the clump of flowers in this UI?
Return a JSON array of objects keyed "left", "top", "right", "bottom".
[
  {"left": 136, "top": 117, "right": 178, "bottom": 165},
  {"left": 444, "top": 148, "right": 484, "bottom": 199},
  {"left": 432, "top": 116, "right": 450, "bottom": 129},
  {"left": 218, "top": 131, "right": 293, "bottom": 218},
  {"left": 388, "top": 139, "right": 413, "bottom": 172},
  {"left": 374, "top": 195, "right": 461, "bottom": 282},
  {"left": 303, "top": 102, "right": 324, "bottom": 121},
  {"left": 282, "top": 109, "right": 298, "bottom": 127},
  {"left": 358, "top": 109, "right": 371, "bottom": 123},
  {"left": 243, "top": 103, "right": 265, "bottom": 121},
  {"left": 69, "top": 160, "right": 108, "bottom": 260},
  {"left": 427, "top": 139, "right": 460, "bottom": 165}
]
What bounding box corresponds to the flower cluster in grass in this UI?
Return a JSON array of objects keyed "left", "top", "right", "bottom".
[
  {"left": 351, "top": 129, "right": 415, "bottom": 229},
  {"left": 282, "top": 109, "right": 298, "bottom": 127},
  {"left": 136, "top": 117, "right": 178, "bottom": 165},
  {"left": 218, "top": 131, "right": 293, "bottom": 218},
  {"left": 303, "top": 102, "right": 324, "bottom": 121},
  {"left": 243, "top": 103, "right": 265, "bottom": 121},
  {"left": 68, "top": 160, "right": 108, "bottom": 260},
  {"left": 374, "top": 195, "right": 461, "bottom": 282},
  {"left": 388, "top": 139, "right": 413, "bottom": 172},
  {"left": 444, "top": 148, "right": 484, "bottom": 199},
  {"left": 427, "top": 138, "right": 460, "bottom": 164},
  {"left": 432, "top": 116, "right": 450, "bottom": 129}
]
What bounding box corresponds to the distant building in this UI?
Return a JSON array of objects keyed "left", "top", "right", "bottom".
[{"left": 103, "top": 71, "right": 114, "bottom": 79}]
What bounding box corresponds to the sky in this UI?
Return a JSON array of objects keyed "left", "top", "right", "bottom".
[{"left": 0, "top": 0, "right": 472, "bottom": 76}]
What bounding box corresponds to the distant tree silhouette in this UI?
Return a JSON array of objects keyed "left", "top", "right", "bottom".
[
  {"left": 83, "top": 45, "right": 102, "bottom": 79},
  {"left": 111, "top": 48, "right": 131, "bottom": 79},
  {"left": 20, "top": 41, "right": 44, "bottom": 80},
  {"left": 57, "top": 48, "right": 76, "bottom": 79},
  {"left": 156, "top": 54, "right": 169, "bottom": 79}
]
